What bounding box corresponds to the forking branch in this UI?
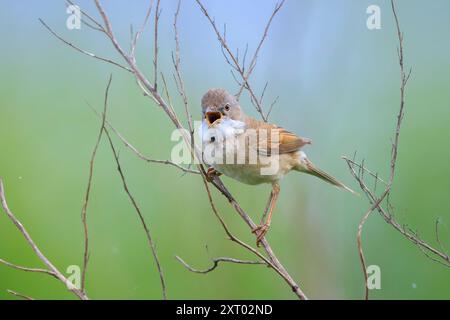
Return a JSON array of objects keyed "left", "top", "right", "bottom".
[
  {"left": 1, "top": 76, "right": 167, "bottom": 300},
  {"left": 195, "top": 0, "right": 285, "bottom": 122},
  {"left": 82, "top": 76, "right": 167, "bottom": 299},
  {"left": 104, "top": 126, "right": 167, "bottom": 300},
  {"left": 90, "top": 75, "right": 167, "bottom": 299},
  {"left": 175, "top": 255, "right": 267, "bottom": 274},
  {"left": 343, "top": 0, "right": 449, "bottom": 300},
  {"left": 6, "top": 290, "right": 35, "bottom": 301},
  {"left": 32, "top": 0, "right": 308, "bottom": 299},
  {"left": 0, "top": 179, "right": 89, "bottom": 300},
  {"left": 80, "top": 74, "right": 112, "bottom": 293}
]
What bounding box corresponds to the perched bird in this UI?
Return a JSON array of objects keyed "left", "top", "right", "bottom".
[{"left": 200, "top": 88, "right": 355, "bottom": 245}]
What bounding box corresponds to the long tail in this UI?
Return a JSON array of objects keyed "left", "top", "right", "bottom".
[{"left": 295, "top": 152, "right": 358, "bottom": 195}]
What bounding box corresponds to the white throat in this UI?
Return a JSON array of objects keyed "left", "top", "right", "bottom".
[{"left": 200, "top": 118, "right": 246, "bottom": 144}]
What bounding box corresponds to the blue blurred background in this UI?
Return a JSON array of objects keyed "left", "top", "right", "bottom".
[{"left": 0, "top": 0, "right": 449, "bottom": 299}]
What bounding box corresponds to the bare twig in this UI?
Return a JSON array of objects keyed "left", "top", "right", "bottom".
[
  {"left": 0, "top": 258, "right": 56, "bottom": 278},
  {"left": 435, "top": 218, "right": 448, "bottom": 256},
  {"left": 87, "top": 104, "right": 200, "bottom": 175},
  {"left": 173, "top": 0, "right": 194, "bottom": 136},
  {"left": 345, "top": 159, "right": 450, "bottom": 267},
  {"left": 175, "top": 255, "right": 266, "bottom": 274},
  {"left": 131, "top": 0, "right": 154, "bottom": 59},
  {"left": 342, "top": 0, "right": 450, "bottom": 299},
  {"left": 160, "top": 72, "right": 175, "bottom": 114},
  {"left": 172, "top": 0, "right": 196, "bottom": 167},
  {"left": 235, "top": 0, "right": 286, "bottom": 100},
  {"left": 356, "top": 208, "right": 372, "bottom": 300},
  {"left": 153, "top": 0, "right": 161, "bottom": 91},
  {"left": 39, "top": 19, "right": 132, "bottom": 73},
  {"left": 7, "top": 290, "right": 34, "bottom": 300},
  {"left": 109, "top": 125, "right": 199, "bottom": 174},
  {"left": 80, "top": 74, "right": 112, "bottom": 292},
  {"left": 66, "top": 0, "right": 105, "bottom": 33},
  {"left": 345, "top": 0, "right": 450, "bottom": 284},
  {"left": 93, "top": 0, "right": 184, "bottom": 131},
  {"left": 266, "top": 95, "right": 280, "bottom": 120},
  {"left": 353, "top": 0, "right": 408, "bottom": 298},
  {"left": 195, "top": 0, "right": 285, "bottom": 121},
  {"left": 104, "top": 129, "right": 167, "bottom": 300},
  {"left": 199, "top": 172, "right": 308, "bottom": 300},
  {"left": 93, "top": 74, "right": 167, "bottom": 299},
  {"left": 0, "top": 179, "right": 88, "bottom": 300},
  {"left": 342, "top": 157, "right": 388, "bottom": 187}
]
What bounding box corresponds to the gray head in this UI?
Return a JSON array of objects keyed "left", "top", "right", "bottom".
[{"left": 201, "top": 88, "right": 243, "bottom": 125}]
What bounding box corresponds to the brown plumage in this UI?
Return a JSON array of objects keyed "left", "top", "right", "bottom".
[{"left": 201, "top": 88, "right": 356, "bottom": 245}]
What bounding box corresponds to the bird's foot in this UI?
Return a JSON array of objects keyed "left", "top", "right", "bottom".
[
  {"left": 252, "top": 223, "right": 270, "bottom": 247},
  {"left": 206, "top": 167, "right": 222, "bottom": 182}
]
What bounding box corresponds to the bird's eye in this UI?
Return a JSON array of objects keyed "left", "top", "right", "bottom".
[
  {"left": 224, "top": 104, "right": 230, "bottom": 111},
  {"left": 210, "top": 136, "right": 216, "bottom": 142}
]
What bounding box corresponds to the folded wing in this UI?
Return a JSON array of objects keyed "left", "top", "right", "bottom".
[{"left": 244, "top": 118, "right": 311, "bottom": 156}]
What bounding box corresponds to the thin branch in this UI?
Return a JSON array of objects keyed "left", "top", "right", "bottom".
[
  {"left": 343, "top": 0, "right": 422, "bottom": 299},
  {"left": 66, "top": 0, "right": 105, "bottom": 33},
  {"left": 0, "top": 179, "right": 88, "bottom": 300},
  {"left": 173, "top": 0, "right": 194, "bottom": 136},
  {"left": 195, "top": 0, "right": 285, "bottom": 122},
  {"left": 198, "top": 170, "right": 308, "bottom": 300},
  {"left": 435, "top": 218, "right": 448, "bottom": 256},
  {"left": 175, "top": 255, "right": 266, "bottom": 274},
  {"left": 0, "top": 258, "right": 56, "bottom": 278},
  {"left": 153, "top": 0, "right": 161, "bottom": 91},
  {"left": 356, "top": 208, "right": 373, "bottom": 300},
  {"left": 343, "top": 0, "right": 450, "bottom": 289},
  {"left": 345, "top": 158, "right": 450, "bottom": 266},
  {"left": 160, "top": 72, "right": 175, "bottom": 115},
  {"left": 93, "top": 0, "right": 183, "bottom": 131},
  {"left": 235, "top": 0, "right": 286, "bottom": 100},
  {"left": 108, "top": 111, "right": 308, "bottom": 298},
  {"left": 172, "top": 0, "right": 195, "bottom": 166},
  {"left": 131, "top": 0, "right": 154, "bottom": 59},
  {"left": 87, "top": 103, "right": 200, "bottom": 175},
  {"left": 342, "top": 156, "right": 388, "bottom": 187},
  {"left": 80, "top": 74, "right": 112, "bottom": 293},
  {"left": 7, "top": 290, "right": 34, "bottom": 301},
  {"left": 104, "top": 129, "right": 167, "bottom": 300},
  {"left": 94, "top": 0, "right": 114, "bottom": 35},
  {"left": 39, "top": 19, "right": 132, "bottom": 73},
  {"left": 109, "top": 125, "right": 199, "bottom": 174},
  {"left": 259, "top": 82, "right": 269, "bottom": 106},
  {"left": 266, "top": 95, "right": 280, "bottom": 120},
  {"left": 80, "top": 17, "right": 105, "bottom": 33},
  {"left": 86, "top": 73, "right": 167, "bottom": 299}
]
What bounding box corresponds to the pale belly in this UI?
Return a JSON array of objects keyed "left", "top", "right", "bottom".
[
  {"left": 214, "top": 153, "right": 299, "bottom": 185},
  {"left": 201, "top": 123, "right": 301, "bottom": 185}
]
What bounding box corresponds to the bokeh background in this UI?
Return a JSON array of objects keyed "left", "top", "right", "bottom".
[{"left": 1, "top": 0, "right": 449, "bottom": 300}]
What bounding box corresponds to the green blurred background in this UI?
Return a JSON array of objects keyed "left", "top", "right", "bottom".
[{"left": 1, "top": 0, "right": 449, "bottom": 299}]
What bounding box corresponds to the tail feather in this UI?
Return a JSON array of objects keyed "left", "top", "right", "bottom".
[{"left": 296, "top": 153, "right": 358, "bottom": 195}]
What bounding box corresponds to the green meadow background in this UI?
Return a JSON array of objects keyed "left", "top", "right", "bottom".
[{"left": 1, "top": 0, "right": 449, "bottom": 299}]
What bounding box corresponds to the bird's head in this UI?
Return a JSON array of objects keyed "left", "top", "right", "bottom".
[{"left": 201, "top": 88, "right": 243, "bottom": 126}]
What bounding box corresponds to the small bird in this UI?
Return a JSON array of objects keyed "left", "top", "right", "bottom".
[{"left": 200, "top": 88, "right": 355, "bottom": 245}]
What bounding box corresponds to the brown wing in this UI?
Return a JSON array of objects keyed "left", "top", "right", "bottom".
[
  {"left": 245, "top": 117, "right": 311, "bottom": 156},
  {"left": 277, "top": 128, "right": 311, "bottom": 154}
]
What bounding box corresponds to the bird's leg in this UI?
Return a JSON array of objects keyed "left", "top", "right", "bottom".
[
  {"left": 252, "top": 183, "right": 280, "bottom": 246},
  {"left": 206, "top": 167, "right": 222, "bottom": 182},
  {"left": 259, "top": 189, "right": 274, "bottom": 225}
]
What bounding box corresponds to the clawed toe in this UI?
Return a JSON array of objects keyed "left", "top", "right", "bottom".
[
  {"left": 252, "top": 224, "right": 270, "bottom": 246},
  {"left": 206, "top": 167, "right": 221, "bottom": 182}
]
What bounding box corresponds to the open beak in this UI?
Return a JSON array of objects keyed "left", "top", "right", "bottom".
[{"left": 205, "top": 111, "right": 222, "bottom": 126}]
